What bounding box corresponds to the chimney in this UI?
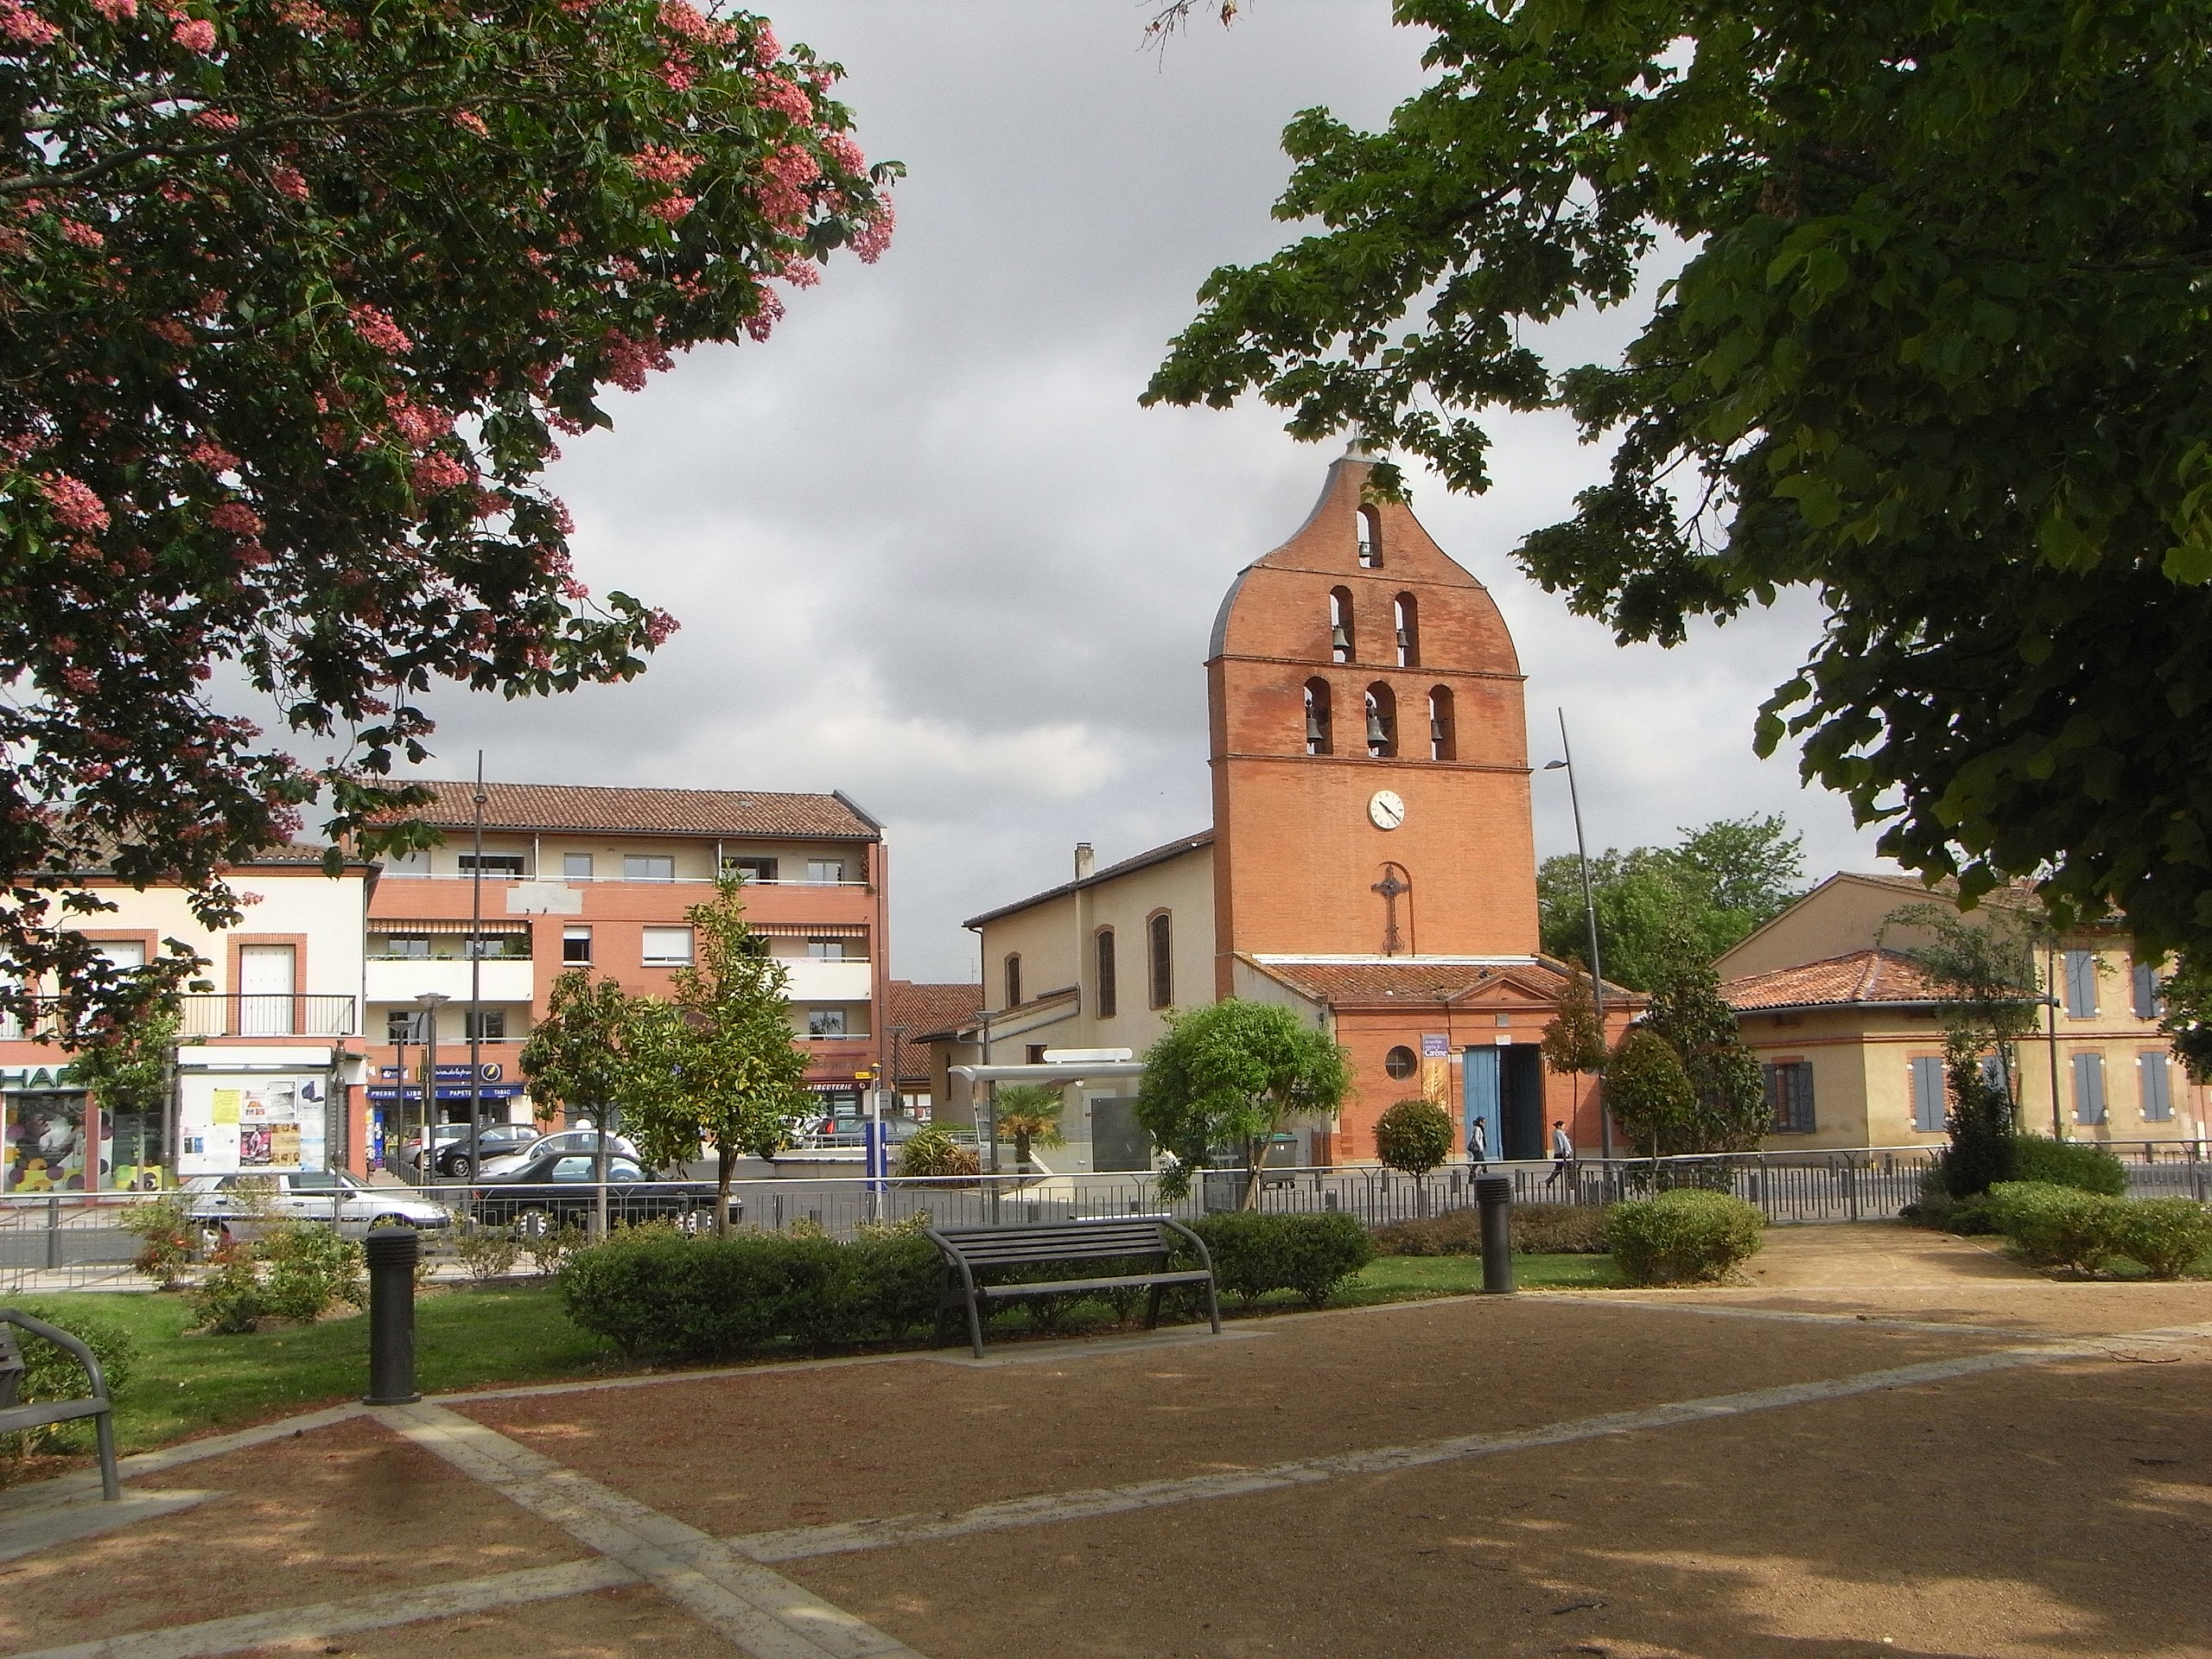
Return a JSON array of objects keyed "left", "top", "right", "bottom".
[{"left": 1074, "top": 842, "right": 1095, "bottom": 880}]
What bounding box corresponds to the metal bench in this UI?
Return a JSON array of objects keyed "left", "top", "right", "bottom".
[
  {"left": 0, "top": 1309, "right": 120, "bottom": 1501},
  {"left": 925, "top": 1216, "right": 1222, "bottom": 1358}
]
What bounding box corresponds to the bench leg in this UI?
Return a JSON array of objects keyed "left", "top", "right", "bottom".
[
  {"left": 965, "top": 1291, "right": 987, "bottom": 1360},
  {"left": 94, "top": 1406, "right": 119, "bottom": 1502},
  {"left": 1205, "top": 1275, "right": 1222, "bottom": 1336},
  {"left": 1144, "top": 1282, "right": 1164, "bottom": 1330}
]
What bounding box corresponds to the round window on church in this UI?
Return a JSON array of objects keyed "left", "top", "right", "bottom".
[{"left": 1384, "top": 1046, "right": 1417, "bottom": 1080}]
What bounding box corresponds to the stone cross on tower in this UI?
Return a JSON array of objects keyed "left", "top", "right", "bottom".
[{"left": 1371, "top": 862, "right": 1410, "bottom": 957}]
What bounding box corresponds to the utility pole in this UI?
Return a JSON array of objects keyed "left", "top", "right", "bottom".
[
  {"left": 1547, "top": 711, "right": 1613, "bottom": 1163},
  {"left": 467, "top": 755, "right": 487, "bottom": 1183}
]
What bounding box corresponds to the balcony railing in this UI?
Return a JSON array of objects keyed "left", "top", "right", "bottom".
[{"left": 178, "top": 993, "right": 358, "bottom": 1039}]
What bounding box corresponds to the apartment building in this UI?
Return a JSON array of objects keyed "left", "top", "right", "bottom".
[
  {"left": 1, "top": 848, "right": 374, "bottom": 1192},
  {"left": 363, "top": 783, "right": 887, "bottom": 1159}
]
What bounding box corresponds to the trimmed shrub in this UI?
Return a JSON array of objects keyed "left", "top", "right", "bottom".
[
  {"left": 1374, "top": 1098, "right": 1455, "bottom": 1178},
  {"left": 455, "top": 1224, "right": 523, "bottom": 1282},
  {"left": 1606, "top": 1190, "right": 1764, "bottom": 1286},
  {"left": 259, "top": 1224, "right": 366, "bottom": 1321},
  {"left": 2010, "top": 1136, "right": 2126, "bottom": 1196},
  {"left": 1984, "top": 1181, "right": 2125, "bottom": 1272},
  {"left": 123, "top": 1193, "right": 198, "bottom": 1287},
  {"left": 1189, "top": 1211, "right": 1373, "bottom": 1306},
  {"left": 2105, "top": 1198, "right": 2212, "bottom": 1280},
  {"left": 556, "top": 1224, "right": 940, "bottom": 1361},
  {"left": 898, "top": 1127, "right": 982, "bottom": 1181},
  {"left": 3, "top": 1304, "right": 136, "bottom": 1459},
  {"left": 1370, "top": 1203, "right": 1607, "bottom": 1257}
]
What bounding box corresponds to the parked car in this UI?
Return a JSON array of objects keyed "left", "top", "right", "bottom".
[
  {"left": 467, "top": 1149, "right": 738, "bottom": 1232},
  {"left": 399, "top": 1122, "right": 541, "bottom": 1179},
  {"left": 183, "top": 1170, "right": 454, "bottom": 1242},
  {"left": 476, "top": 1127, "right": 639, "bottom": 1177}
]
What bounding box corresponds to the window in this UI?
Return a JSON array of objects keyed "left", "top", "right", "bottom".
[
  {"left": 641, "top": 926, "right": 694, "bottom": 965},
  {"left": 380, "top": 934, "right": 431, "bottom": 958},
  {"left": 1329, "top": 587, "right": 1356, "bottom": 663},
  {"left": 808, "top": 1008, "right": 848, "bottom": 1038},
  {"left": 2133, "top": 958, "right": 2164, "bottom": 1020},
  {"left": 1095, "top": 928, "right": 1117, "bottom": 1019},
  {"left": 386, "top": 1010, "right": 429, "bottom": 1043},
  {"left": 384, "top": 848, "right": 429, "bottom": 874},
  {"left": 727, "top": 856, "right": 779, "bottom": 883},
  {"left": 92, "top": 939, "right": 147, "bottom": 969},
  {"left": 563, "top": 852, "right": 594, "bottom": 879},
  {"left": 1427, "top": 686, "right": 1456, "bottom": 761},
  {"left": 1910, "top": 1055, "right": 1947, "bottom": 1132},
  {"left": 1026, "top": 1044, "right": 1047, "bottom": 1064},
  {"left": 1384, "top": 1045, "right": 1417, "bottom": 1080},
  {"left": 1764, "top": 1061, "right": 1815, "bottom": 1134},
  {"left": 1004, "top": 952, "right": 1022, "bottom": 1008},
  {"left": 1357, "top": 505, "right": 1382, "bottom": 569},
  {"left": 459, "top": 853, "right": 526, "bottom": 876},
  {"left": 238, "top": 943, "right": 296, "bottom": 1037},
  {"left": 1148, "top": 912, "right": 1173, "bottom": 1009},
  {"left": 1393, "top": 593, "right": 1420, "bottom": 667},
  {"left": 1303, "top": 678, "right": 1333, "bottom": 755},
  {"left": 1364, "top": 683, "right": 1397, "bottom": 759},
  {"left": 563, "top": 926, "right": 592, "bottom": 964},
  {"left": 464, "top": 1009, "right": 506, "bottom": 1041},
  {"left": 2139, "top": 1051, "right": 2174, "bottom": 1122},
  {"left": 2063, "top": 949, "right": 2099, "bottom": 1017},
  {"left": 806, "top": 858, "right": 847, "bottom": 885},
  {"left": 2071, "top": 1052, "right": 2107, "bottom": 1124},
  {"left": 0, "top": 984, "right": 21, "bottom": 1040},
  {"left": 461, "top": 934, "right": 514, "bottom": 957},
  {"left": 624, "top": 854, "right": 676, "bottom": 882},
  {"left": 807, "top": 938, "right": 847, "bottom": 961}
]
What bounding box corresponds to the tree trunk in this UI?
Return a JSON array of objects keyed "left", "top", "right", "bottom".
[
  {"left": 1242, "top": 1134, "right": 1262, "bottom": 1211},
  {"left": 715, "top": 1141, "right": 734, "bottom": 1238}
]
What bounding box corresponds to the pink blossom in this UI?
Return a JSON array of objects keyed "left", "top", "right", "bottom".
[
  {"left": 410, "top": 452, "right": 469, "bottom": 493},
  {"left": 851, "top": 198, "right": 895, "bottom": 264},
  {"left": 755, "top": 74, "right": 810, "bottom": 122},
  {"left": 627, "top": 144, "right": 700, "bottom": 186},
  {"left": 274, "top": 0, "right": 327, "bottom": 30},
  {"left": 209, "top": 501, "right": 264, "bottom": 535},
  {"left": 744, "top": 286, "right": 784, "bottom": 341},
  {"left": 185, "top": 436, "right": 239, "bottom": 470},
  {"left": 270, "top": 165, "right": 309, "bottom": 200},
  {"left": 608, "top": 257, "right": 642, "bottom": 282},
  {"left": 193, "top": 109, "right": 239, "bottom": 131},
  {"left": 171, "top": 15, "right": 216, "bottom": 52},
  {"left": 821, "top": 132, "right": 865, "bottom": 174},
  {"left": 641, "top": 608, "right": 679, "bottom": 646},
  {"left": 39, "top": 474, "right": 110, "bottom": 533},
  {"left": 659, "top": 56, "right": 694, "bottom": 92},
  {"left": 59, "top": 219, "right": 105, "bottom": 250},
  {"left": 149, "top": 317, "right": 194, "bottom": 346},
  {"left": 347, "top": 303, "right": 412, "bottom": 355},
  {"left": 0, "top": 4, "right": 60, "bottom": 46},
  {"left": 470, "top": 488, "right": 506, "bottom": 519},
  {"left": 451, "top": 110, "right": 488, "bottom": 137},
  {"left": 657, "top": 0, "right": 729, "bottom": 43},
  {"left": 63, "top": 668, "right": 97, "bottom": 695},
  {"left": 600, "top": 332, "right": 672, "bottom": 392},
  {"left": 386, "top": 399, "right": 453, "bottom": 448},
  {"left": 550, "top": 500, "right": 575, "bottom": 536},
  {"left": 751, "top": 22, "right": 779, "bottom": 63},
  {"left": 645, "top": 195, "right": 695, "bottom": 224},
  {"left": 779, "top": 255, "right": 820, "bottom": 288},
  {"left": 79, "top": 762, "right": 111, "bottom": 781},
  {"left": 92, "top": 0, "right": 137, "bottom": 20},
  {"left": 232, "top": 539, "right": 272, "bottom": 566}
]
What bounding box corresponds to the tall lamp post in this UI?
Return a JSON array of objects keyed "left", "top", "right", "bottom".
[
  {"left": 415, "top": 991, "right": 451, "bottom": 1190},
  {"left": 1542, "top": 709, "right": 1613, "bottom": 1164}
]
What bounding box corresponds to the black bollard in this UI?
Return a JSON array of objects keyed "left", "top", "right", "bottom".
[
  {"left": 363, "top": 1225, "right": 421, "bottom": 1405},
  {"left": 1475, "top": 1175, "right": 1515, "bottom": 1294}
]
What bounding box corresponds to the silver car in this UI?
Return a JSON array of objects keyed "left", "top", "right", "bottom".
[
  {"left": 477, "top": 1128, "right": 641, "bottom": 1176},
  {"left": 183, "top": 1170, "right": 454, "bottom": 1240}
]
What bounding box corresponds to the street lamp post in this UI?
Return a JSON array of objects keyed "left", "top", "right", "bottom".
[
  {"left": 465, "top": 758, "right": 487, "bottom": 1182},
  {"left": 1543, "top": 709, "right": 1614, "bottom": 1165},
  {"left": 415, "top": 991, "right": 451, "bottom": 1191}
]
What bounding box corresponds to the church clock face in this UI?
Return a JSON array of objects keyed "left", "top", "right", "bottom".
[{"left": 1368, "top": 790, "right": 1406, "bottom": 830}]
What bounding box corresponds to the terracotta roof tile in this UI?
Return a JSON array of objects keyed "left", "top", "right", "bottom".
[
  {"left": 385, "top": 781, "right": 878, "bottom": 840},
  {"left": 887, "top": 980, "right": 983, "bottom": 1042},
  {"left": 1721, "top": 949, "right": 1955, "bottom": 1011}
]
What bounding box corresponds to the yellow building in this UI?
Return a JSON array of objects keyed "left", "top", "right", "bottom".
[{"left": 1718, "top": 874, "right": 2208, "bottom": 1150}]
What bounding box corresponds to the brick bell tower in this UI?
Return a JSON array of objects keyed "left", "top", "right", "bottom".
[{"left": 1206, "top": 444, "right": 1541, "bottom": 993}]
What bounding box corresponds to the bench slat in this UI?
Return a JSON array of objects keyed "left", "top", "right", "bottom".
[
  {"left": 0, "top": 1397, "right": 108, "bottom": 1433},
  {"left": 975, "top": 1270, "right": 1214, "bottom": 1301}
]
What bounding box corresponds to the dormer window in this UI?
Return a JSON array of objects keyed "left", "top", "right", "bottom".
[
  {"left": 1357, "top": 505, "right": 1382, "bottom": 569},
  {"left": 1304, "top": 678, "right": 1333, "bottom": 755},
  {"left": 1329, "top": 588, "right": 1355, "bottom": 663},
  {"left": 1394, "top": 593, "right": 1420, "bottom": 667}
]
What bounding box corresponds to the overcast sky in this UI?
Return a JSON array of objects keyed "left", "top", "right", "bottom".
[{"left": 392, "top": 0, "right": 1893, "bottom": 983}]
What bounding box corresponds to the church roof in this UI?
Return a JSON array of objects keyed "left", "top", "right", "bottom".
[{"left": 963, "top": 831, "right": 1213, "bottom": 930}]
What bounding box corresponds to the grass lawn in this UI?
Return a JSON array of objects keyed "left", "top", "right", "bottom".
[{"left": 9, "top": 1252, "right": 1619, "bottom": 1460}]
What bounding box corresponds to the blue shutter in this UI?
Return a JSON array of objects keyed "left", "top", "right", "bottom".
[
  {"left": 2071, "top": 1052, "right": 2107, "bottom": 1125},
  {"left": 2139, "top": 1052, "right": 2173, "bottom": 1122},
  {"left": 1463, "top": 1046, "right": 1500, "bottom": 1160},
  {"left": 1911, "top": 1056, "right": 1947, "bottom": 1132},
  {"left": 2064, "top": 950, "right": 2098, "bottom": 1018},
  {"left": 2133, "top": 961, "right": 2163, "bottom": 1021}
]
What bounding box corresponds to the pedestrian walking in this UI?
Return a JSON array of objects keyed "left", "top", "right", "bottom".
[
  {"left": 1544, "top": 1119, "right": 1575, "bottom": 1192},
  {"left": 1465, "top": 1116, "right": 1487, "bottom": 1173}
]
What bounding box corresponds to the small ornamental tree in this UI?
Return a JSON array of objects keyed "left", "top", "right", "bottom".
[
  {"left": 1603, "top": 1027, "right": 1696, "bottom": 1160},
  {"left": 0, "top": 0, "right": 897, "bottom": 1033},
  {"left": 1541, "top": 957, "right": 1607, "bottom": 1139},
  {"left": 1886, "top": 902, "right": 2041, "bottom": 1187},
  {"left": 990, "top": 1083, "right": 1065, "bottom": 1173},
  {"left": 1135, "top": 999, "right": 1348, "bottom": 1209},
  {"left": 1373, "top": 1097, "right": 1453, "bottom": 1179},
  {"left": 622, "top": 877, "right": 809, "bottom": 1233},
  {"left": 519, "top": 967, "right": 642, "bottom": 1236},
  {"left": 1640, "top": 949, "right": 1766, "bottom": 1153}
]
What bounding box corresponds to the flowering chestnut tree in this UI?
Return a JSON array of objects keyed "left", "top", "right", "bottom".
[{"left": 0, "top": 0, "right": 895, "bottom": 1031}]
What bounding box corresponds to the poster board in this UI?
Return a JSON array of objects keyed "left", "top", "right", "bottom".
[{"left": 179, "top": 1071, "right": 330, "bottom": 1175}]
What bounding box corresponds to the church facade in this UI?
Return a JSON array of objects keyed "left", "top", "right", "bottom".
[{"left": 956, "top": 449, "right": 1633, "bottom": 1166}]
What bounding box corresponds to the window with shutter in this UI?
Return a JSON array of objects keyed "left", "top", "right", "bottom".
[
  {"left": 1094, "top": 928, "right": 1116, "bottom": 1019},
  {"left": 2138, "top": 1051, "right": 2173, "bottom": 1122},
  {"left": 2063, "top": 950, "right": 2099, "bottom": 1018},
  {"left": 2070, "top": 1052, "right": 2107, "bottom": 1124},
  {"left": 1910, "top": 1056, "right": 1947, "bottom": 1132},
  {"left": 2133, "top": 959, "right": 2164, "bottom": 1020},
  {"left": 1148, "top": 912, "right": 1173, "bottom": 1009},
  {"left": 1764, "top": 1061, "right": 1815, "bottom": 1134}
]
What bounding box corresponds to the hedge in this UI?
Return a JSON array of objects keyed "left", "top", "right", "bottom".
[
  {"left": 1606, "top": 1190, "right": 1765, "bottom": 1286},
  {"left": 1370, "top": 1204, "right": 1609, "bottom": 1257},
  {"left": 1985, "top": 1182, "right": 2212, "bottom": 1277},
  {"left": 1185, "top": 1211, "right": 1373, "bottom": 1306},
  {"left": 3, "top": 1303, "right": 136, "bottom": 1459},
  {"left": 2009, "top": 1137, "right": 2126, "bottom": 1196}
]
